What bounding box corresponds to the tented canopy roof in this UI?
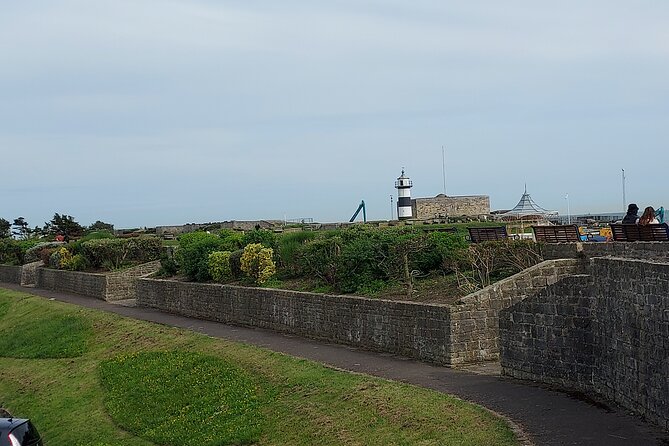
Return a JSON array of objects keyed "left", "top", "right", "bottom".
[{"left": 503, "top": 187, "right": 557, "bottom": 217}]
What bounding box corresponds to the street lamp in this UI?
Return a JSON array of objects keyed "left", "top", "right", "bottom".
[{"left": 565, "top": 193, "right": 571, "bottom": 224}]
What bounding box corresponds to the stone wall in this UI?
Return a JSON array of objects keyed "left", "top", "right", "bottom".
[
  {"left": 105, "top": 261, "right": 161, "bottom": 301},
  {"left": 540, "top": 241, "right": 669, "bottom": 262},
  {"left": 36, "top": 261, "right": 160, "bottom": 301},
  {"left": 0, "top": 265, "right": 22, "bottom": 284},
  {"left": 448, "top": 259, "right": 582, "bottom": 365},
  {"left": 20, "top": 261, "right": 42, "bottom": 286},
  {"left": 37, "top": 268, "right": 107, "bottom": 299},
  {"left": 137, "top": 279, "right": 453, "bottom": 364},
  {"left": 500, "top": 257, "right": 669, "bottom": 430},
  {"left": 412, "top": 195, "right": 490, "bottom": 220},
  {"left": 0, "top": 262, "right": 43, "bottom": 286},
  {"left": 136, "top": 259, "right": 579, "bottom": 366}
]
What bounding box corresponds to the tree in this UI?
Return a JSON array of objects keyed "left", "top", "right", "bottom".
[
  {"left": 49, "top": 213, "right": 84, "bottom": 239},
  {"left": 0, "top": 218, "right": 10, "bottom": 238},
  {"left": 88, "top": 220, "right": 114, "bottom": 233},
  {"left": 12, "top": 217, "right": 30, "bottom": 239}
]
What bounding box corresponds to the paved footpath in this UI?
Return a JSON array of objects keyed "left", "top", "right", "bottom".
[{"left": 2, "top": 283, "right": 668, "bottom": 446}]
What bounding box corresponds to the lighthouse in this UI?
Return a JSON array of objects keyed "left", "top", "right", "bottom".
[{"left": 395, "top": 169, "right": 413, "bottom": 220}]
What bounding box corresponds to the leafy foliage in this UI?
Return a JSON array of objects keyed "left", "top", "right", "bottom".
[
  {"left": 208, "top": 251, "right": 233, "bottom": 283},
  {"left": 176, "top": 232, "right": 228, "bottom": 281},
  {"left": 0, "top": 218, "right": 11, "bottom": 238},
  {"left": 240, "top": 243, "right": 276, "bottom": 284},
  {"left": 81, "top": 237, "right": 162, "bottom": 270},
  {"left": 241, "top": 229, "right": 277, "bottom": 251},
  {"left": 48, "top": 213, "right": 84, "bottom": 239}
]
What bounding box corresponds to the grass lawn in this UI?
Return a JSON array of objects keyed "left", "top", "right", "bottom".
[{"left": 0, "top": 287, "right": 519, "bottom": 446}]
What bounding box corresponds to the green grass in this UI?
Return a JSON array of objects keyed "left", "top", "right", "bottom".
[
  {"left": 0, "top": 305, "right": 91, "bottom": 359},
  {"left": 101, "top": 351, "right": 263, "bottom": 445},
  {"left": 0, "top": 287, "right": 518, "bottom": 446}
]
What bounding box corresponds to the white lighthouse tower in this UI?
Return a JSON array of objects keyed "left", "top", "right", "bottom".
[{"left": 395, "top": 169, "right": 413, "bottom": 220}]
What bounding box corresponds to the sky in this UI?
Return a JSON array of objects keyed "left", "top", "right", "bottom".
[{"left": 1, "top": 1, "right": 668, "bottom": 228}]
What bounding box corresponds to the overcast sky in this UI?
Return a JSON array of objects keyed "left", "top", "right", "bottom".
[{"left": 1, "top": 1, "right": 667, "bottom": 228}]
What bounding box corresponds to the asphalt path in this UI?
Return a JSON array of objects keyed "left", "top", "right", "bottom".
[{"left": 2, "top": 283, "right": 667, "bottom": 446}]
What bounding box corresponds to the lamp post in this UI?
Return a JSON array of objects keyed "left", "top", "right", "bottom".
[
  {"left": 565, "top": 193, "right": 571, "bottom": 224},
  {"left": 390, "top": 195, "right": 394, "bottom": 220}
]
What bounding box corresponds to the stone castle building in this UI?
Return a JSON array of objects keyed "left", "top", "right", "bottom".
[{"left": 411, "top": 194, "right": 490, "bottom": 220}]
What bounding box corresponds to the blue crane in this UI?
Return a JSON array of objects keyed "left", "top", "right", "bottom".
[{"left": 349, "top": 200, "right": 367, "bottom": 223}]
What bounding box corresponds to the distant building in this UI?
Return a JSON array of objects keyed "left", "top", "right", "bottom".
[{"left": 411, "top": 194, "right": 490, "bottom": 220}]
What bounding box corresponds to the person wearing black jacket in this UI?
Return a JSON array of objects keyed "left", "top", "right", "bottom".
[{"left": 622, "top": 203, "right": 639, "bottom": 224}]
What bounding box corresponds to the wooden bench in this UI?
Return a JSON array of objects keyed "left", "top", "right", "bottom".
[
  {"left": 467, "top": 226, "right": 508, "bottom": 242},
  {"left": 532, "top": 225, "right": 581, "bottom": 243},
  {"left": 609, "top": 223, "right": 669, "bottom": 241}
]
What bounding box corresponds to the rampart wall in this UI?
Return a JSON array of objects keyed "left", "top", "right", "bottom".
[
  {"left": 36, "top": 261, "right": 160, "bottom": 301},
  {"left": 0, "top": 265, "right": 21, "bottom": 284},
  {"left": 412, "top": 195, "right": 490, "bottom": 219},
  {"left": 0, "top": 262, "right": 42, "bottom": 286},
  {"left": 500, "top": 257, "right": 669, "bottom": 429},
  {"left": 137, "top": 260, "right": 576, "bottom": 366}
]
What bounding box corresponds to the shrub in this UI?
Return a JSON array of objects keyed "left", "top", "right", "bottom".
[
  {"left": 158, "top": 252, "right": 179, "bottom": 277},
  {"left": 50, "top": 247, "right": 73, "bottom": 269},
  {"left": 277, "top": 231, "right": 316, "bottom": 277},
  {"left": 208, "top": 251, "right": 233, "bottom": 283},
  {"left": 68, "top": 254, "right": 88, "bottom": 271},
  {"left": 300, "top": 235, "right": 342, "bottom": 287},
  {"left": 0, "top": 240, "right": 22, "bottom": 265},
  {"left": 241, "top": 229, "right": 277, "bottom": 251},
  {"left": 25, "top": 241, "right": 65, "bottom": 263},
  {"left": 218, "top": 229, "right": 244, "bottom": 251},
  {"left": 240, "top": 243, "right": 276, "bottom": 284},
  {"left": 68, "top": 231, "right": 114, "bottom": 255},
  {"left": 229, "top": 249, "right": 244, "bottom": 279},
  {"left": 176, "top": 232, "right": 227, "bottom": 281},
  {"left": 81, "top": 237, "right": 162, "bottom": 270}
]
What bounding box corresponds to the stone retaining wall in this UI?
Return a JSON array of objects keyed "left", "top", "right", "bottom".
[
  {"left": 137, "top": 259, "right": 577, "bottom": 366},
  {"left": 36, "top": 261, "right": 160, "bottom": 301},
  {"left": 37, "top": 268, "right": 107, "bottom": 299},
  {"left": 0, "top": 265, "right": 22, "bottom": 284},
  {"left": 540, "top": 241, "right": 669, "bottom": 261},
  {"left": 500, "top": 257, "right": 669, "bottom": 430},
  {"left": 0, "top": 262, "right": 43, "bottom": 286},
  {"left": 137, "top": 279, "right": 453, "bottom": 364},
  {"left": 448, "top": 259, "right": 582, "bottom": 365}
]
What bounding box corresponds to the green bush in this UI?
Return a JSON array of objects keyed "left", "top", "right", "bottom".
[
  {"left": 0, "top": 239, "right": 41, "bottom": 265},
  {"left": 68, "top": 231, "right": 114, "bottom": 255},
  {"left": 208, "top": 251, "right": 233, "bottom": 283},
  {"left": 218, "top": 229, "right": 244, "bottom": 251},
  {"left": 277, "top": 231, "right": 316, "bottom": 278},
  {"left": 25, "top": 241, "right": 65, "bottom": 263},
  {"left": 176, "top": 232, "right": 227, "bottom": 281},
  {"left": 229, "top": 249, "right": 244, "bottom": 279},
  {"left": 240, "top": 243, "right": 276, "bottom": 284},
  {"left": 300, "top": 235, "right": 343, "bottom": 287},
  {"left": 241, "top": 229, "right": 277, "bottom": 251},
  {"left": 158, "top": 252, "right": 179, "bottom": 277},
  {"left": 81, "top": 237, "right": 162, "bottom": 270}
]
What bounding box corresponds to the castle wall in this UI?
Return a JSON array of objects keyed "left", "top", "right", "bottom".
[{"left": 412, "top": 195, "right": 490, "bottom": 219}]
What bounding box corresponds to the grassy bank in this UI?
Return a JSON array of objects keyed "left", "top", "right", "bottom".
[{"left": 0, "top": 287, "right": 518, "bottom": 446}]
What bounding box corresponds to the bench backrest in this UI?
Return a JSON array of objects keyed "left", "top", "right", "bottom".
[
  {"left": 532, "top": 225, "right": 581, "bottom": 243},
  {"left": 467, "top": 226, "right": 508, "bottom": 243},
  {"left": 609, "top": 223, "right": 669, "bottom": 241}
]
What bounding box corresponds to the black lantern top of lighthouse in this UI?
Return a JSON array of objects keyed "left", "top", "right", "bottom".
[{"left": 395, "top": 169, "right": 413, "bottom": 189}]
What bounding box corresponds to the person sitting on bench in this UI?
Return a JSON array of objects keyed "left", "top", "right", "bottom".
[
  {"left": 622, "top": 203, "right": 639, "bottom": 224},
  {"left": 638, "top": 206, "right": 659, "bottom": 225}
]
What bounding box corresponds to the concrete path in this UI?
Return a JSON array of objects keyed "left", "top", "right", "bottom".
[{"left": 2, "top": 283, "right": 668, "bottom": 446}]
